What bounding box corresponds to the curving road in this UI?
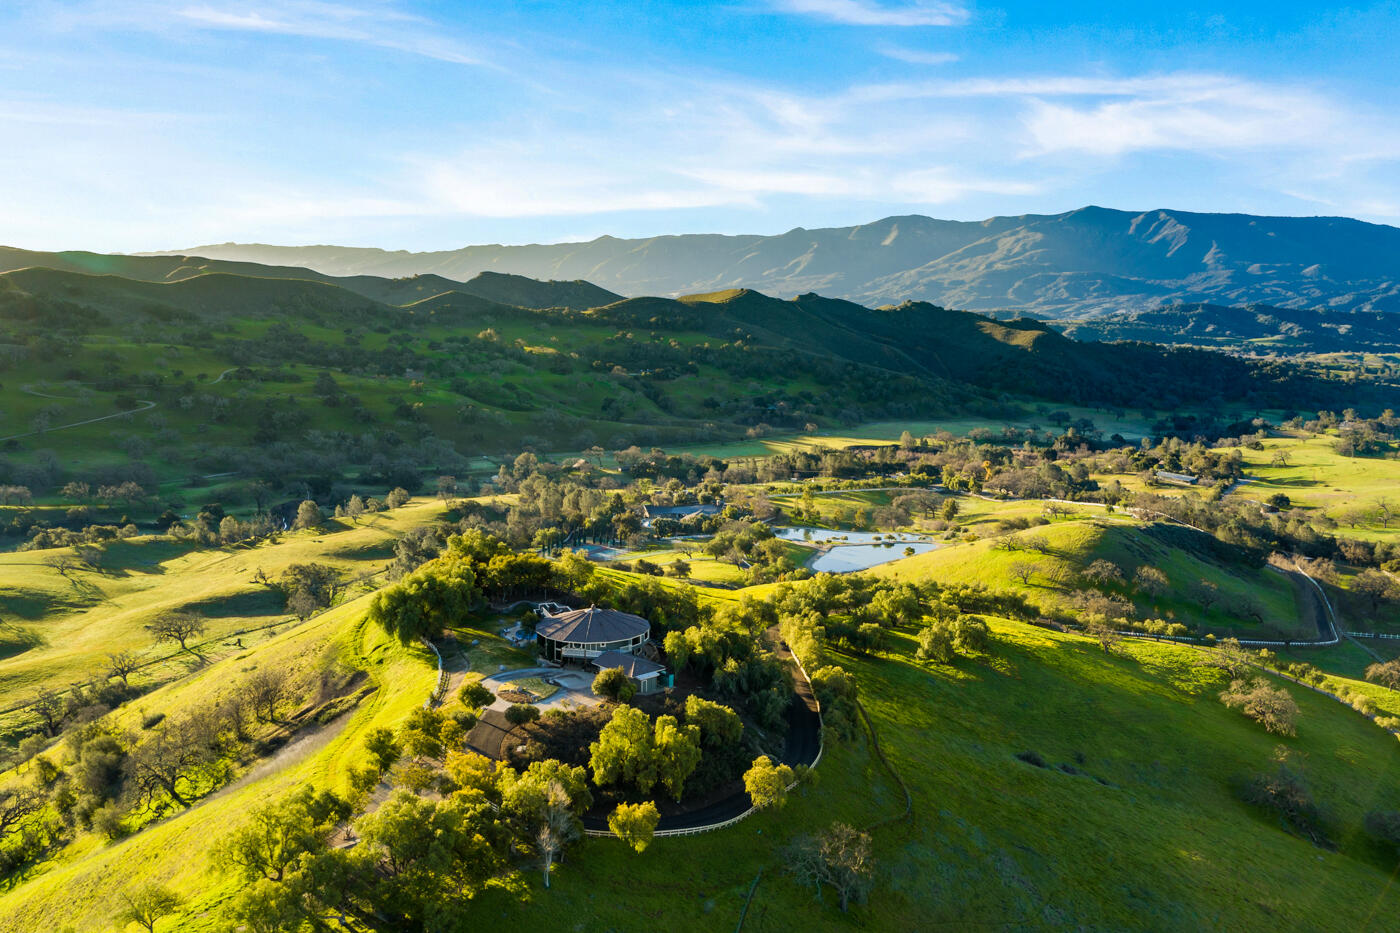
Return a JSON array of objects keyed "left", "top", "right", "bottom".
[{"left": 579, "top": 628, "right": 822, "bottom": 834}]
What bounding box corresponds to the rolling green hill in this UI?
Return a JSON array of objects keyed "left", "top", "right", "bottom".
[
  {"left": 4, "top": 521, "right": 1400, "bottom": 931},
  {"left": 0, "top": 255, "right": 1379, "bottom": 541},
  {"left": 878, "top": 518, "right": 1311, "bottom": 640}
]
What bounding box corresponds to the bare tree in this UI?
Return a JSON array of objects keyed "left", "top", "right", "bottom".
[
  {"left": 1194, "top": 580, "right": 1221, "bottom": 612},
  {"left": 31, "top": 689, "right": 64, "bottom": 737},
  {"left": 535, "top": 781, "right": 579, "bottom": 889},
  {"left": 122, "top": 715, "right": 221, "bottom": 811},
  {"left": 1009, "top": 562, "right": 1038, "bottom": 585},
  {"left": 115, "top": 884, "right": 182, "bottom": 933},
  {"left": 1353, "top": 570, "right": 1398, "bottom": 615},
  {"left": 286, "top": 588, "right": 320, "bottom": 621},
  {"left": 248, "top": 479, "right": 273, "bottom": 513},
  {"left": 44, "top": 553, "right": 76, "bottom": 578},
  {"left": 1134, "top": 565, "right": 1169, "bottom": 596},
  {"left": 146, "top": 612, "right": 206, "bottom": 652},
  {"left": 1220, "top": 679, "right": 1299, "bottom": 736},
  {"left": 107, "top": 651, "right": 141, "bottom": 686},
  {"left": 0, "top": 784, "right": 43, "bottom": 841},
  {"left": 1084, "top": 619, "right": 1122, "bottom": 654},
  {"left": 1022, "top": 533, "right": 1052, "bottom": 554},
  {"left": 74, "top": 544, "right": 104, "bottom": 572},
  {"left": 247, "top": 669, "right": 291, "bottom": 724},
  {"left": 1365, "top": 659, "right": 1400, "bottom": 691},
  {"left": 1083, "top": 559, "right": 1125, "bottom": 587}
]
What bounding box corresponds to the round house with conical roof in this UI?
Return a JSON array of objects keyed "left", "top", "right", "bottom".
[{"left": 535, "top": 606, "right": 651, "bottom": 663}]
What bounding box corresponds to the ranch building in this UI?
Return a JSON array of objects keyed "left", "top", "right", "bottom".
[{"left": 536, "top": 606, "right": 650, "bottom": 663}]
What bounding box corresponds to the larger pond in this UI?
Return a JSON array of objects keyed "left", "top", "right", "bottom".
[{"left": 776, "top": 526, "right": 938, "bottom": 572}]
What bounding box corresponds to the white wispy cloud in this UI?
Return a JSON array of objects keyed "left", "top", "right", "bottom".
[
  {"left": 174, "top": 2, "right": 489, "bottom": 65},
  {"left": 46, "top": 1, "right": 491, "bottom": 67},
  {"left": 773, "top": 0, "right": 968, "bottom": 27},
  {"left": 876, "top": 45, "right": 959, "bottom": 65}
]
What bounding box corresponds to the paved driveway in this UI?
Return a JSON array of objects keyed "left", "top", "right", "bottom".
[{"left": 482, "top": 667, "right": 603, "bottom": 712}]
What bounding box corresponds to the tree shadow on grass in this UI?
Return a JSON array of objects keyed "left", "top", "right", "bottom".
[
  {"left": 181, "top": 587, "right": 285, "bottom": 619},
  {"left": 0, "top": 620, "right": 44, "bottom": 659}
]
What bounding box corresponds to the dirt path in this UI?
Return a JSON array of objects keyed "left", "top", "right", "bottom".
[
  {"left": 208, "top": 367, "right": 238, "bottom": 384},
  {"left": 1, "top": 384, "right": 157, "bottom": 441},
  {"left": 207, "top": 711, "right": 354, "bottom": 803}
]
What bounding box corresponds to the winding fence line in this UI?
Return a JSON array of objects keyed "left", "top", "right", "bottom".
[
  {"left": 422, "top": 638, "right": 448, "bottom": 708},
  {"left": 582, "top": 640, "right": 824, "bottom": 840},
  {"left": 856, "top": 700, "right": 913, "bottom": 833}
]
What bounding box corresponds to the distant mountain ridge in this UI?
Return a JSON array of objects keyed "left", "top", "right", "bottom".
[
  {"left": 1059, "top": 302, "right": 1400, "bottom": 354},
  {"left": 0, "top": 246, "right": 618, "bottom": 311},
  {"left": 146, "top": 206, "right": 1400, "bottom": 317}
]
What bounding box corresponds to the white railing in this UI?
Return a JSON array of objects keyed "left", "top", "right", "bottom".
[
  {"left": 583, "top": 641, "right": 824, "bottom": 841},
  {"left": 422, "top": 638, "right": 447, "bottom": 707}
]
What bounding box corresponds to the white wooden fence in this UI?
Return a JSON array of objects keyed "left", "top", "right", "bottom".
[
  {"left": 583, "top": 646, "right": 825, "bottom": 840},
  {"left": 422, "top": 638, "right": 448, "bottom": 708}
]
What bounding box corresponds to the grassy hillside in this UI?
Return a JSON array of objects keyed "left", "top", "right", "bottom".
[
  {"left": 0, "top": 258, "right": 1348, "bottom": 529},
  {"left": 1061, "top": 302, "right": 1400, "bottom": 355},
  {"left": 5, "top": 541, "right": 1400, "bottom": 931},
  {"left": 475, "top": 617, "right": 1400, "bottom": 930},
  {"left": 0, "top": 602, "right": 436, "bottom": 933},
  {"left": 0, "top": 469, "right": 1398, "bottom": 930},
  {"left": 877, "top": 518, "right": 1309, "bottom": 639},
  {"left": 0, "top": 499, "right": 450, "bottom": 740}
]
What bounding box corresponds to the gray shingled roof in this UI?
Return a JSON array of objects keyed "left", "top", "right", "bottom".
[
  {"left": 592, "top": 650, "right": 665, "bottom": 679},
  {"left": 536, "top": 607, "right": 649, "bottom": 643}
]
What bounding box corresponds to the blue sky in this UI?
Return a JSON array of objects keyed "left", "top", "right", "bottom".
[{"left": 1, "top": 0, "right": 1398, "bottom": 251}]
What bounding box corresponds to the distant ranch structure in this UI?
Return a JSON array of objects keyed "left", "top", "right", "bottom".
[
  {"left": 536, "top": 606, "right": 650, "bottom": 663},
  {"left": 1154, "top": 470, "right": 1198, "bottom": 486},
  {"left": 641, "top": 503, "right": 722, "bottom": 527}
]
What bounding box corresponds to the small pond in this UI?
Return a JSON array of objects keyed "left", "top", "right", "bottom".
[
  {"left": 774, "top": 527, "right": 931, "bottom": 545},
  {"left": 777, "top": 526, "right": 938, "bottom": 572}
]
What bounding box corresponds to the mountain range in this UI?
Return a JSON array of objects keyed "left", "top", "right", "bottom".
[{"left": 143, "top": 206, "right": 1400, "bottom": 318}]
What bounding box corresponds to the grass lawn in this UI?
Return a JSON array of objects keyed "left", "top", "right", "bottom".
[{"left": 512, "top": 677, "right": 559, "bottom": 701}]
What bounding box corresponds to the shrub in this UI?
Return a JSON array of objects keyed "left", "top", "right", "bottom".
[
  {"left": 592, "top": 666, "right": 635, "bottom": 703},
  {"left": 609, "top": 801, "right": 660, "bottom": 853},
  {"left": 505, "top": 704, "right": 541, "bottom": 726},
  {"left": 915, "top": 624, "right": 953, "bottom": 663},
  {"left": 458, "top": 678, "right": 494, "bottom": 710},
  {"left": 744, "top": 754, "right": 795, "bottom": 809}
]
